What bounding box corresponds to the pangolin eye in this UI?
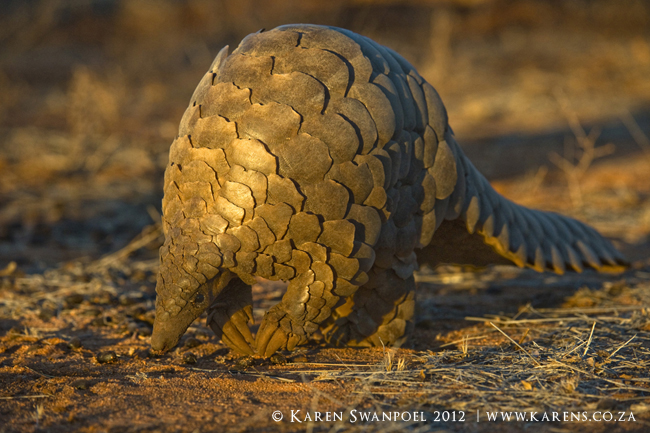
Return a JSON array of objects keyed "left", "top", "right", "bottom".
[{"left": 194, "top": 293, "right": 205, "bottom": 304}]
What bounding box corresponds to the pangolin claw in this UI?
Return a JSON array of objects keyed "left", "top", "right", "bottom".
[
  {"left": 260, "top": 328, "right": 288, "bottom": 358},
  {"left": 221, "top": 315, "right": 255, "bottom": 355}
]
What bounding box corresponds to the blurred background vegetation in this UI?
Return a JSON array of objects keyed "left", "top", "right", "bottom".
[{"left": 1, "top": 0, "right": 649, "bottom": 272}]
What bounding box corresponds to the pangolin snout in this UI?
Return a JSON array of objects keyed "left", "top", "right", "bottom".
[{"left": 151, "top": 320, "right": 182, "bottom": 353}]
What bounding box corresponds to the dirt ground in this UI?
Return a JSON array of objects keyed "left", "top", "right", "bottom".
[{"left": 1, "top": 1, "right": 650, "bottom": 432}]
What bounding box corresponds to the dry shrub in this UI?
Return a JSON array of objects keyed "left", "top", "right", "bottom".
[
  {"left": 67, "top": 66, "right": 123, "bottom": 138},
  {"left": 548, "top": 89, "right": 616, "bottom": 208}
]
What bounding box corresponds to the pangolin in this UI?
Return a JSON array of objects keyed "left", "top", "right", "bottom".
[{"left": 150, "top": 24, "right": 626, "bottom": 357}]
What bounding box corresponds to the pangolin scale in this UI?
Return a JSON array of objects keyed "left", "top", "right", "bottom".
[{"left": 150, "top": 24, "right": 626, "bottom": 357}]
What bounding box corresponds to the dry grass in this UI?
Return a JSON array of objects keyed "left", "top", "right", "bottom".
[{"left": 1, "top": 228, "right": 649, "bottom": 431}]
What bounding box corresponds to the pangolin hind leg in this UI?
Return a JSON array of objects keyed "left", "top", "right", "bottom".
[
  {"left": 321, "top": 266, "right": 416, "bottom": 348},
  {"left": 206, "top": 276, "right": 255, "bottom": 356}
]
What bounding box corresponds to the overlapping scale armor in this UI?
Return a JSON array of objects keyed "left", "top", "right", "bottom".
[{"left": 151, "top": 25, "right": 626, "bottom": 357}]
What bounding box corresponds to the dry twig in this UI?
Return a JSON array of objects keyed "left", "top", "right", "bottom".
[{"left": 549, "top": 89, "right": 616, "bottom": 207}]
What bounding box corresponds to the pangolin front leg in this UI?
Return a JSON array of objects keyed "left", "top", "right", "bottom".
[{"left": 255, "top": 263, "right": 341, "bottom": 357}]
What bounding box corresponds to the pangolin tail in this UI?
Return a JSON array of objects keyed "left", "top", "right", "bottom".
[{"left": 421, "top": 136, "right": 627, "bottom": 274}]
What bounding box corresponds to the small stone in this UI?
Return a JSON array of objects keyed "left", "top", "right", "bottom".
[
  {"left": 82, "top": 308, "right": 103, "bottom": 317},
  {"left": 184, "top": 337, "right": 201, "bottom": 349},
  {"left": 270, "top": 353, "right": 287, "bottom": 365},
  {"left": 26, "top": 344, "right": 42, "bottom": 353},
  {"left": 596, "top": 398, "right": 618, "bottom": 410},
  {"left": 127, "top": 306, "right": 147, "bottom": 317},
  {"left": 90, "top": 317, "right": 107, "bottom": 327},
  {"left": 70, "top": 379, "right": 90, "bottom": 390},
  {"left": 131, "top": 270, "right": 148, "bottom": 282},
  {"left": 96, "top": 351, "right": 118, "bottom": 364},
  {"left": 38, "top": 308, "right": 56, "bottom": 321},
  {"left": 147, "top": 350, "right": 163, "bottom": 359},
  {"left": 232, "top": 356, "right": 254, "bottom": 370},
  {"left": 585, "top": 357, "right": 596, "bottom": 369},
  {"left": 193, "top": 329, "right": 211, "bottom": 339},
  {"left": 89, "top": 291, "right": 115, "bottom": 305},
  {"left": 291, "top": 354, "right": 308, "bottom": 363},
  {"left": 63, "top": 294, "right": 84, "bottom": 309},
  {"left": 182, "top": 352, "right": 197, "bottom": 364},
  {"left": 68, "top": 337, "right": 82, "bottom": 350},
  {"left": 118, "top": 295, "right": 140, "bottom": 306},
  {"left": 132, "top": 349, "right": 149, "bottom": 359}
]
